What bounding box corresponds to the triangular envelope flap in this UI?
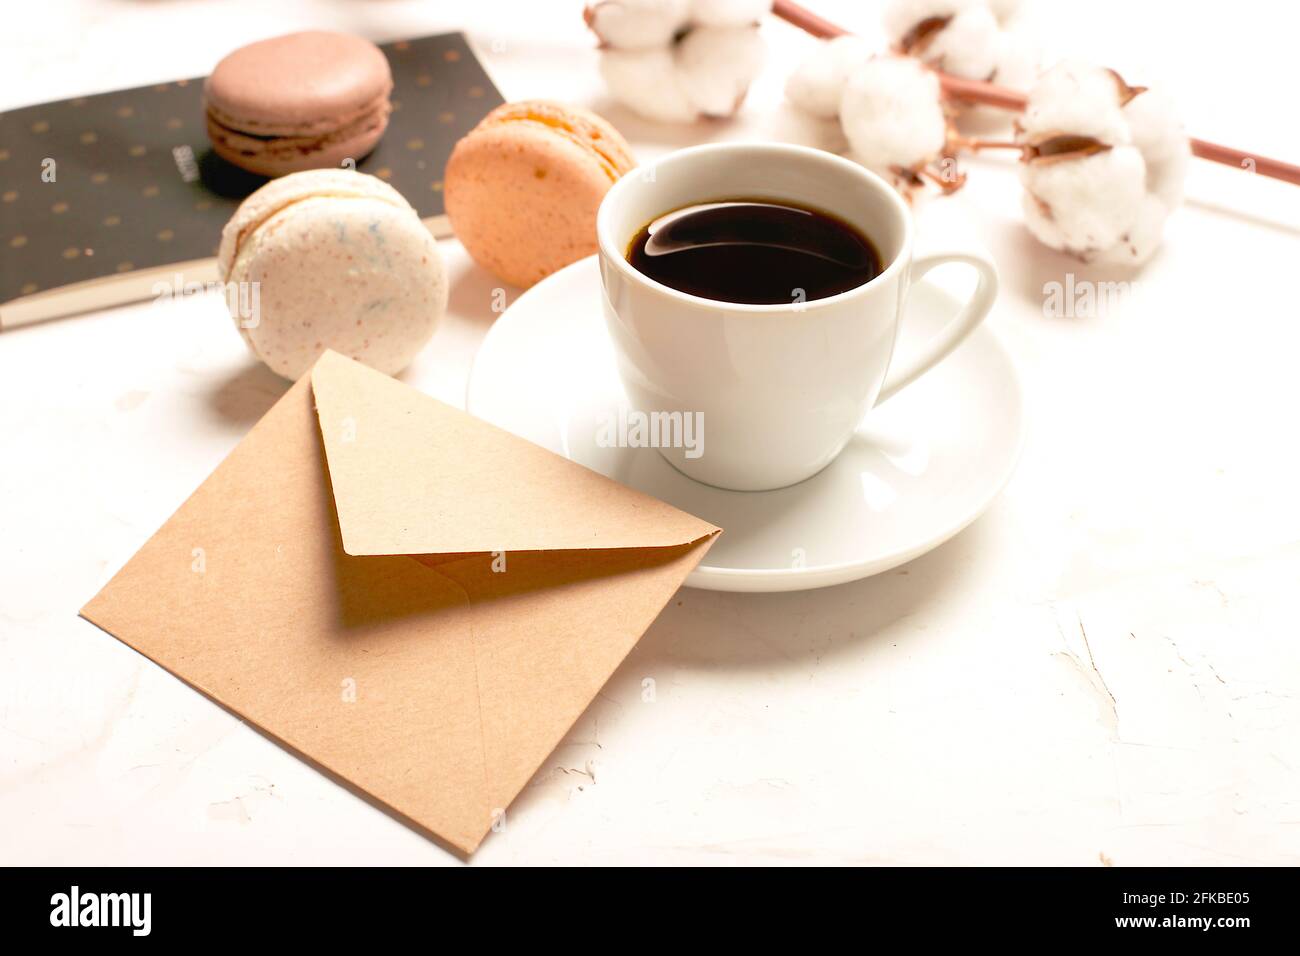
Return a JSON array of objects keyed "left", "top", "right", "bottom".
[{"left": 311, "top": 350, "right": 717, "bottom": 556}]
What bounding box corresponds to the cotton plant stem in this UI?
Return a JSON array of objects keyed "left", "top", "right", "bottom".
[{"left": 771, "top": 0, "right": 1300, "bottom": 187}]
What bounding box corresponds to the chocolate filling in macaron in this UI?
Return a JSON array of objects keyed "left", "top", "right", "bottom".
[{"left": 204, "top": 31, "right": 393, "bottom": 178}]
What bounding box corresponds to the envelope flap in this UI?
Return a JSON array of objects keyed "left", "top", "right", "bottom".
[{"left": 311, "top": 351, "right": 717, "bottom": 556}]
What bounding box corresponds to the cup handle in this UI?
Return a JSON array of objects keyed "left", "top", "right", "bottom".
[{"left": 876, "top": 249, "right": 999, "bottom": 404}]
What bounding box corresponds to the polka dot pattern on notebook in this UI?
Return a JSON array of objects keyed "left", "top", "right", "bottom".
[{"left": 0, "top": 32, "right": 502, "bottom": 305}]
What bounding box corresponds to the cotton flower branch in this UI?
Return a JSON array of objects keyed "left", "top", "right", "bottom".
[{"left": 773, "top": 0, "right": 1300, "bottom": 187}]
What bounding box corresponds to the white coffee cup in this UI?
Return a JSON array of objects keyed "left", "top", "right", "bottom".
[{"left": 596, "top": 142, "right": 998, "bottom": 492}]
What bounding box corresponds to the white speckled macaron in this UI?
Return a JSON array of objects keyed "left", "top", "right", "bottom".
[{"left": 218, "top": 169, "right": 447, "bottom": 380}]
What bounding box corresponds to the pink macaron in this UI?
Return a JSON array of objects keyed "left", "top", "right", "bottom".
[{"left": 205, "top": 31, "right": 393, "bottom": 178}]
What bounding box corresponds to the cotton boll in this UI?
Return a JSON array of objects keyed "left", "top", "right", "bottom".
[
  {"left": 785, "top": 35, "right": 873, "bottom": 119},
  {"left": 587, "top": 0, "right": 692, "bottom": 50},
  {"left": 1015, "top": 62, "right": 1187, "bottom": 264},
  {"left": 599, "top": 47, "right": 698, "bottom": 122},
  {"left": 841, "top": 56, "right": 947, "bottom": 183},
  {"left": 1020, "top": 146, "right": 1147, "bottom": 256},
  {"left": 675, "top": 25, "right": 766, "bottom": 117},
  {"left": 689, "top": 0, "right": 772, "bottom": 26},
  {"left": 1019, "top": 61, "right": 1135, "bottom": 147}
]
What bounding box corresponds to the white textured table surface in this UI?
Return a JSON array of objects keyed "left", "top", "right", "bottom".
[{"left": 2, "top": 1, "right": 1299, "bottom": 866}]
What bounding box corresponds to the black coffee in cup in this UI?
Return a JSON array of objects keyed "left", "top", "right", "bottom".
[{"left": 626, "top": 199, "right": 882, "bottom": 305}]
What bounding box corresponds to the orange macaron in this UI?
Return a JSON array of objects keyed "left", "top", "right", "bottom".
[{"left": 444, "top": 101, "right": 637, "bottom": 288}]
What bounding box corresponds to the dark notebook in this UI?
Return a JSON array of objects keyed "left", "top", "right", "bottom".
[{"left": 0, "top": 32, "right": 503, "bottom": 328}]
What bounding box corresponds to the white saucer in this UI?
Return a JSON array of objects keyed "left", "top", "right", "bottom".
[{"left": 465, "top": 256, "right": 1024, "bottom": 592}]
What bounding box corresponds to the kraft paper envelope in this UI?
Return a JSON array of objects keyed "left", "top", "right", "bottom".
[{"left": 81, "top": 350, "right": 719, "bottom": 855}]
